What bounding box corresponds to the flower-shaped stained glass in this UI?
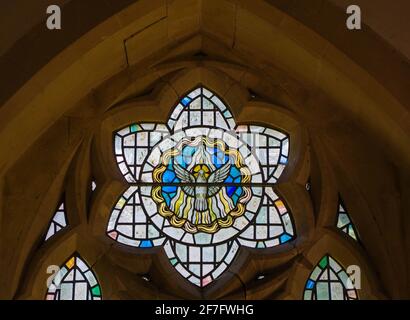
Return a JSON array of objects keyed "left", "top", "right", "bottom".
[{"left": 107, "top": 87, "right": 295, "bottom": 287}]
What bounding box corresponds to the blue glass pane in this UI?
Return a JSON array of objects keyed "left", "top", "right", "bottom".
[
  {"left": 230, "top": 167, "right": 241, "bottom": 178},
  {"left": 140, "top": 240, "right": 153, "bottom": 248},
  {"left": 181, "top": 97, "right": 191, "bottom": 106},
  {"left": 234, "top": 187, "right": 243, "bottom": 197},
  {"left": 162, "top": 186, "right": 177, "bottom": 193},
  {"left": 226, "top": 186, "right": 237, "bottom": 197},
  {"left": 280, "top": 234, "right": 292, "bottom": 243},
  {"left": 306, "top": 279, "right": 315, "bottom": 289},
  {"left": 163, "top": 193, "right": 171, "bottom": 206},
  {"left": 163, "top": 170, "right": 176, "bottom": 183},
  {"left": 279, "top": 156, "right": 288, "bottom": 164},
  {"left": 130, "top": 124, "right": 138, "bottom": 132}
]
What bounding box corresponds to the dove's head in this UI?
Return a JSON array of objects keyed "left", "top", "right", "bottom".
[{"left": 193, "top": 164, "right": 210, "bottom": 179}]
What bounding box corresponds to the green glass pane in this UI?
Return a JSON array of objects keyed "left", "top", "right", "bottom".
[
  {"left": 170, "top": 258, "right": 178, "bottom": 266},
  {"left": 319, "top": 255, "right": 328, "bottom": 269},
  {"left": 91, "top": 285, "right": 101, "bottom": 296}
]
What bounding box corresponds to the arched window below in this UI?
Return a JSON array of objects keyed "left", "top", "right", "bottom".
[
  {"left": 304, "top": 254, "right": 358, "bottom": 300},
  {"left": 46, "top": 254, "right": 102, "bottom": 300}
]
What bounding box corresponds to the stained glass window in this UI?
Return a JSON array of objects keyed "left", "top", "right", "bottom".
[
  {"left": 337, "top": 198, "right": 358, "bottom": 241},
  {"left": 303, "top": 255, "right": 358, "bottom": 300},
  {"left": 45, "top": 202, "right": 67, "bottom": 241},
  {"left": 46, "top": 254, "right": 102, "bottom": 300},
  {"left": 236, "top": 125, "right": 289, "bottom": 183},
  {"left": 237, "top": 187, "right": 294, "bottom": 248},
  {"left": 107, "top": 186, "right": 166, "bottom": 248},
  {"left": 108, "top": 87, "right": 295, "bottom": 287}
]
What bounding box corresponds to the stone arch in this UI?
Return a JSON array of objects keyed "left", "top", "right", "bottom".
[{"left": 0, "top": 0, "right": 408, "bottom": 299}]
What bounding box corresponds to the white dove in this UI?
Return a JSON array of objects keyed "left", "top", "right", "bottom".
[{"left": 173, "top": 161, "right": 231, "bottom": 213}]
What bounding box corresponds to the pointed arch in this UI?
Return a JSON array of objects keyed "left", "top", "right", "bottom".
[
  {"left": 46, "top": 254, "right": 102, "bottom": 300},
  {"left": 303, "top": 254, "right": 358, "bottom": 300}
]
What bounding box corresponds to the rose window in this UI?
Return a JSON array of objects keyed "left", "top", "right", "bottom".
[{"left": 107, "top": 87, "right": 295, "bottom": 287}]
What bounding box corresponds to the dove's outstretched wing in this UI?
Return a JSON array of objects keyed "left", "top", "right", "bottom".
[
  {"left": 207, "top": 161, "right": 231, "bottom": 197},
  {"left": 173, "top": 163, "right": 195, "bottom": 197}
]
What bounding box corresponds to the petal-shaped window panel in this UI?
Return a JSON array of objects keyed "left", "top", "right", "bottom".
[
  {"left": 164, "top": 239, "right": 239, "bottom": 287},
  {"left": 236, "top": 125, "right": 289, "bottom": 183},
  {"left": 238, "top": 187, "right": 294, "bottom": 248},
  {"left": 168, "top": 87, "right": 236, "bottom": 131},
  {"left": 114, "top": 123, "right": 170, "bottom": 183},
  {"left": 107, "top": 186, "right": 166, "bottom": 248}
]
